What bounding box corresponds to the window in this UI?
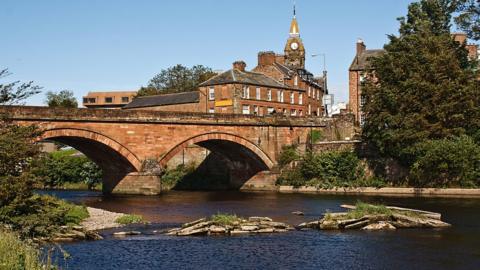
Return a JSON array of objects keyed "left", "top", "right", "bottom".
[
  {"left": 290, "top": 92, "right": 295, "bottom": 104},
  {"left": 88, "top": 98, "right": 96, "bottom": 103},
  {"left": 299, "top": 110, "right": 303, "bottom": 116},
  {"left": 259, "top": 106, "right": 264, "bottom": 116},
  {"left": 279, "top": 90, "right": 284, "bottom": 103},
  {"left": 121, "top": 97, "right": 129, "bottom": 103},
  {"left": 291, "top": 109, "right": 297, "bottom": 116},
  {"left": 308, "top": 86, "right": 311, "bottom": 97},
  {"left": 242, "top": 105, "right": 250, "bottom": 115},
  {"left": 267, "top": 107, "right": 275, "bottom": 115},
  {"left": 253, "top": 105, "right": 259, "bottom": 115},
  {"left": 294, "top": 76, "right": 298, "bottom": 86},
  {"left": 308, "top": 104, "right": 312, "bottom": 115},
  {"left": 256, "top": 87, "right": 261, "bottom": 100},
  {"left": 299, "top": 93, "right": 303, "bottom": 105},
  {"left": 317, "top": 90, "right": 320, "bottom": 100},
  {"left": 283, "top": 108, "right": 287, "bottom": 115},
  {"left": 83, "top": 98, "right": 89, "bottom": 104},
  {"left": 242, "top": 86, "right": 250, "bottom": 99},
  {"left": 208, "top": 87, "right": 215, "bottom": 101},
  {"left": 267, "top": 89, "right": 272, "bottom": 101},
  {"left": 360, "top": 94, "right": 367, "bottom": 107},
  {"left": 312, "top": 89, "right": 315, "bottom": 99},
  {"left": 317, "top": 107, "right": 320, "bottom": 116},
  {"left": 209, "top": 108, "right": 215, "bottom": 114},
  {"left": 105, "top": 97, "right": 113, "bottom": 103}
]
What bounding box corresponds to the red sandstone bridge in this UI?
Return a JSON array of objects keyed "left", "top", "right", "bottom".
[{"left": 1, "top": 106, "right": 353, "bottom": 195}]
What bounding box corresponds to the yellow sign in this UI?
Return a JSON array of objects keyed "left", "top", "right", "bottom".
[{"left": 215, "top": 99, "right": 233, "bottom": 107}]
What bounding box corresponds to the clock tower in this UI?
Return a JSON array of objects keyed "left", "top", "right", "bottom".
[{"left": 284, "top": 4, "right": 305, "bottom": 69}]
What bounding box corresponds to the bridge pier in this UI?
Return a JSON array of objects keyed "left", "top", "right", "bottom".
[{"left": 106, "top": 172, "right": 162, "bottom": 195}]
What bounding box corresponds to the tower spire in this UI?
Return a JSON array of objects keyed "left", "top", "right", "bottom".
[{"left": 289, "top": 1, "right": 299, "bottom": 37}]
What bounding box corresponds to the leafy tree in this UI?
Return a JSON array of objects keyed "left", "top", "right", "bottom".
[
  {"left": 361, "top": 0, "right": 480, "bottom": 166},
  {"left": 409, "top": 135, "right": 480, "bottom": 187},
  {"left": 137, "top": 65, "right": 216, "bottom": 96},
  {"left": 45, "top": 90, "right": 78, "bottom": 108},
  {"left": 80, "top": 161, "right": 102, "bottom": 190},
  {"left": 0, "top": 69, "right": 42, "bottom": 207},
  {"left": 454, "top": 0, "right": 480, "bottom": 40},
  {"left": 0, "top": 69, "right": 41, "bottom": 105}
]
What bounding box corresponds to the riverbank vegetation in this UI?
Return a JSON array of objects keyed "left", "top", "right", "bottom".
[
  {"left": 0, "top": 230, "right": 45, "bottom": 270},
  {"left": 115, "top": 214, "right": 145, "bottom": 225},
  {"left": 32, "top": 148, "right": 103, "bottom": 190},
  {"left": 279, "top": 0, "right": 480, "bottom": 189}
]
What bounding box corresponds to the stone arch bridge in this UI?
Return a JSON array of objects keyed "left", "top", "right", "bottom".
[{"left": 1, "top": 106, "right": 353, "bottom": 195}]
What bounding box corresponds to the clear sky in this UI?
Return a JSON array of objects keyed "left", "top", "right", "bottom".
[{"left": 2, "top": 0, "right": 418, "bottom": 106}]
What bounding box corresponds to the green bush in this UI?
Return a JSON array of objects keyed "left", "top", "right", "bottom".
[
  {"left": 300, "top": 150, "right": 365, "bottom": 184},
  {"left": 0, "top": 195, "right": 89, "bottom": 239},
  {"left": 276, "top": 168, "right": 306, "bottom": 187},
  {"left": 211, "top": 213, "right": 241, "bottom": 226},
  {"left": 310, "top": 130, "right": 324, "bottom": 144},
  {"left": 161, "top": 163, "right": 196, "bottom": 189},
  {"left": 115, "top": 214, "right": 144, "bottom": 225},
  {"left": 0, "top": 230, "right": 45, "bottom": 270},
  {"left": 278, "top": 145, "right": 299, "bottom": 168},
  {"left": 409, "top": 136, "right": 480, "bottom": 188},
  {"left": 346, "top": 202, "right": 392, "bottom": 219},
  {"left": 31, "top": 149, "right": 102, "bottom": 189}
]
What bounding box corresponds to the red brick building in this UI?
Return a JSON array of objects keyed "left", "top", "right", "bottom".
[
  {"left": 349, "top": 34, "right": 479, "bottom": 125},
  {"left": 124, "top": 9, "right": 326, "bottom": 116}
]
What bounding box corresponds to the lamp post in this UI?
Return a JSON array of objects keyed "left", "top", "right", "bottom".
[{"left": 312, "top": 53, "right": 330, "bottom": 117}]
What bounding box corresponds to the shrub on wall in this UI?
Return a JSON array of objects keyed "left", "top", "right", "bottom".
[
  {"left": 278, "top": 144, "right": 299, "bottom": 168},
  {"left": 409, "top": 136, "right": 480, "bottom": 188}
]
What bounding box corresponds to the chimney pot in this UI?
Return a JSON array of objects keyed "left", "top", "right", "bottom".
[
  {"left": 233, "top": 61, "right": 247, "bottom": 72},
  {"left": 258, "top": 51, "right": 276, "bottom": 66},
  {"left": 356, "top": 39, "right": 366, "bottom": 55}
]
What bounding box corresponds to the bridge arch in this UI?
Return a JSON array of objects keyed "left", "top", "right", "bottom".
[
  {"left": 159, "top": 132, "right": 274, "bottom": 189},
  {"left": 159, "top": 132, "right": 274, "bottom": 169},
  {"left": 39, "top": 128, "right": 142, "bottom": 193}
]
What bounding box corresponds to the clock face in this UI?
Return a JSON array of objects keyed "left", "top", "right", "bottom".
[{"left": 290, "top": 42, "right": 299, "bottom": 50}]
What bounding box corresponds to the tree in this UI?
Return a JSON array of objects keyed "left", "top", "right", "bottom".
[
  {"left": 454, "top": 0, "right": 480, "bottom": 40},
  {"left": 45, "top": 90, "right": 78, "bottom": 108},
  {"left": 0, "top": 69, "right": 42, "bottom": 206},
  {"left": 0, "top": 69, "right": 41, "bottom": 105},
  {"left": 137, "top": 65, "right": 216, "bottom": 97},
  {"left": 361, "top": 0, "right": 480, "bottom": 167}
]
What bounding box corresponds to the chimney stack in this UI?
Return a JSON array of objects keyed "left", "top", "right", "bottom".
[
  {"left": 233, "top": 61, "right": 247, "bottom": 72},
  {"left": 258, "top": 51, "right": 276, "bottom": 66},
  {"left": 356, "top": 39, "right": 366, "bottom": 55}
]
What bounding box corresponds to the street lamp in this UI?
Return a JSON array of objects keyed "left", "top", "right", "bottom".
[{"left": 311, "top": 53, "right": 330, "bottom": 117}]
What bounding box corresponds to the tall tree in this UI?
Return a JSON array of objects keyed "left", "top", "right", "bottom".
[
  {"left": 454, "top": 0, "right": 480, "bottom": 40},
  {"left": 45, "top": 90, "right": 78, "bottom": 108},
  {"left": 361, "top": 0, "right": 480, "bottom": 166},
  {"left": 0, "top": 69, "right": 42, "bottom": 206},
  {"left": 137, "top": 65, "right": 216, "bottom": 97}
]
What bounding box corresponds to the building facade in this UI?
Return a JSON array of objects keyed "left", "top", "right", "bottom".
[
  {"left": 82, "top": 91, "right": 137, "bottom": 109},
  {"left": 196, "top": 12, "right": 325, "bottom": 117},
  {"left": 349, "top": 34, "right": 479, "bottom": 125}
]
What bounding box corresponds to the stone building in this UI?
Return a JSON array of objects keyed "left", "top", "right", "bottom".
[
  {"left": 82, "top": 91, "right": 137, "bottom": 109},
  {"left": 349, "top": 33, "right": 479, "bottom": 125}
]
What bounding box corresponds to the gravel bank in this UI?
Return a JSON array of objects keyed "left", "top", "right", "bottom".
[{"left": 81, "top": 207, "right": 126, "bottom": 231}]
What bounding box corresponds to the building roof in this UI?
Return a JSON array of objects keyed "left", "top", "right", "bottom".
[
  {"left": 199, "top": 69, "right": 290, "bottom": 89},
  {"left": 123, "top": 91, "right": 199, "bottom": 109},
  {"left": 349, "top": 49, "right": 384, "bottom": 71}
]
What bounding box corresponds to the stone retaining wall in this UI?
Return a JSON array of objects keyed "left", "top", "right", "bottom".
[{"left": 277, "top": 186, "right": 480, "bottom": 197}]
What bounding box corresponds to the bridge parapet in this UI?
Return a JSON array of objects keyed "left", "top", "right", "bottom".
[{"left": 0, "top": 106, "right": 337, "bottom": 127}]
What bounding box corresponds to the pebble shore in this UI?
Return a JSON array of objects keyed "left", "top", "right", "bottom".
[{"left": 81, "top": 207, "right": 127, "bottom": 231}]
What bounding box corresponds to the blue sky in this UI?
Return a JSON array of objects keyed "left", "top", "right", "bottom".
[{"left": 2, "top": 0, "right": 418, "bottom": 105}]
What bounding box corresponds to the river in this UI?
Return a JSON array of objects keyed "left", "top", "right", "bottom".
[{"left": 44, "top": 190, "right": 480, "bottom": 270}]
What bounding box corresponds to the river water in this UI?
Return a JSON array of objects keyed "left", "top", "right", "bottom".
[{"left": 45, "top": 190, "right": 480, "bottom": 270}]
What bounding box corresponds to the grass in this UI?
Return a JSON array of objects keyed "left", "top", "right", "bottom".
[
  {"left": 210, "top": 213, "right": 241, "bottom": 226},
  {"left": 346, "top": 202, "right": 393, "bottom": 219},
  {"left": 0, "top": 230, "right": 45, "bottom": 270},
  {"left": 115, "top": 214, "right": 145, "bottom": 225},
  {"left": 64, "top": 204, "right": 90, "bottom": 226}
]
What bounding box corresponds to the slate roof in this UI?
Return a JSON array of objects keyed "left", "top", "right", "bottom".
[
  {"left": 123, "top": 91, "right": 199, "bottom": 109},
  {"left": 199, "top": 69, "right": 289, "bottom": 89},
  {"left": 349, "top": 49, "right": 385, "bottom": 71}
]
